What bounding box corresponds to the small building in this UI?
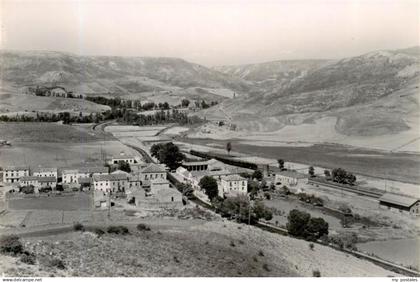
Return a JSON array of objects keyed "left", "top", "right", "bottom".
[
  {"left": 19, "top": 176, "right": 39, "bottom": 187},
  {"left": 3, "top": 166, "right": 30, "bottom": 183},
  {"left": 106, "top": 154, "right": 142, "bottom": 165},
  {"left": 140, "top": 163, "right": 167, "bottom": 181},
  {"left": 274, "top": 170, "right": 307, "bottom": 187},
  {"left": 218, "top": 174, "right": 248, "bottom": 198},
  {"left": 32, "top": 167, "right": 58, "bottom": 180},
  {"left": 379, "top": 193, "right": 420, "bottom": 216},
  {"left": 62, "top": 166, "right": 108, "bottom": 184},
  {"left": 181, "top": 160, "right": 209, "bottom": 171},
  {"left": 19, "top": 176, "right": 56, "bottom": 190},
  {"left": 92, "top": 173, "right": 129, "bottom": 193}
]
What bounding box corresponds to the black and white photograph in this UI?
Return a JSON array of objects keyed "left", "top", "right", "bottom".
[{"left": 0, "top": 0, "right": 419, "bottom": 280}]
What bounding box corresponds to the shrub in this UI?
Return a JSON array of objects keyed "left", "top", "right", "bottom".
[
  {"left": 313, "top": 270, "right": 321, "bottom": 277},
  {"left": 309, "top": 243, "right": 315, "bottom": 251},
  {"left": 262, "top": 263, "right": 271, "bottom": 272},
  {"left": 93, "top": 228, "right": 105, "bottom": 237},
  {"left": 107, "top": 225, "right": 129, "bottom": 235},
  {"left": 230, "top": 240, "right": 236, "bottom": 247},
  {"left": 49, "top": 258, "right": 66, "bottom": 269},
  {"left": 136, "top": 223, "right": 151, "bottom": 231},
  {"left": 128, "top": 197, "right": 135, "bottom": 205},
  {"left": 0, "top": 235, "right": 23, "bottom": 255},
  {"left": 73, "top": 222, "right": 84, "bottom": 232},
  {"left": 258, "top": 250, "right": 264, "bottom": 257},
  {"left": 20, "top": 251, "right": 36, "bottom": 265}
]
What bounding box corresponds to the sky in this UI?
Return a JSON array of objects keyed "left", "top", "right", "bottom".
[{"left": 0, "top": 0, "right": 419, "bottom": 66}]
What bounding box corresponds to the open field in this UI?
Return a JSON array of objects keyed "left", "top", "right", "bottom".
[
  {"left": 0, "top": 122, "right": 114, "bottom": 143},
  {"left": 0, "top": 219, "right": 396, "bottom": 277},
  {"left": 0, "top": 123, "right": 141, "bottom": 168},
  {"left": 0, "top": 93, "right": 110, "bottom": 114},
  {"left": 7, "top": 194, "right": 91, "bottom": 211},
  {"left": 178, "top": 137, "right": 420, "bottom": 185}
]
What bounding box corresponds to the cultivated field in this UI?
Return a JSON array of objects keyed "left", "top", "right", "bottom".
[
  {"left": 0, "top": 123, "right": 140, "bottom": 168},
  {"left": 7, "top": 194, "right": 91, "bottom": 211}
]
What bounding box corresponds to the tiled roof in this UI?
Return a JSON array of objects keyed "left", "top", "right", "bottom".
[
  {"left": 20, "top": 176, "right": 39, "bottom": 181},
  {"left": 38, "top": 177, "right": 56, "bottom": 182},
  {"left": 93, "top": 173, "right": 128, "bottom": 182},
  {"left": 276, "top": 170, "right": 307, "bottom": 179},
  {"left": 221, "top": 174, "right": 246, "bottom": 182},
  {"left": 32, "top": 167, "right": 57, "bottom": 173},
  {"left": 379, "top": 193, "right": 419, "bottom": 208},
  {"left": 5, "top": 166, "right": 29, "bottom": 171},
  {"left": 141, "top": 163, "right": 166, "bottom": 173},
  {"left": 79, "top": 167, "right": 109, "bottom": 174}
]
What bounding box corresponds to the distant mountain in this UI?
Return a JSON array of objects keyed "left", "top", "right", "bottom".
[
  {"left": 201, "top": 47, "right": 420, "bottom": 140},
  {"left": 0, "top": 50, "right": 250, "bottom": 98}
]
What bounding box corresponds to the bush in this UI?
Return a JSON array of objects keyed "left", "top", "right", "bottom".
[
  {"left": 73, "top": 222, "right": 85, "bottom": 232},
  {"left": 0, "top": 235, "right": 23, "bottom": 255},
  {"left": 20, "top": 251, "right": 36, "bottom": 265},
  {"left": 107, "top": 225, "right": 129, "bottom": 235},
  {"left": 313, "top": 270, "right": 321, "bottom": 277},
  {"left": 128, "top": 197, "right": 135, "bottom": 205},
  {"left": 309, "top": 243, "right": 314, "bottom": 251},
  {"left": 136, "top": 223, "right": 151, "bottom": 231},
  {"left": 49, "top": 258, "right": 66, "bottom": 269},
  {"left": 262, "top": 263, "right": 271, "bottom": 272},
  {"left": 287, "top": 210, "right": 329, "bottom": 241},
  {"left": 93, "top": 228, "right": 105, "bottom": 237}
]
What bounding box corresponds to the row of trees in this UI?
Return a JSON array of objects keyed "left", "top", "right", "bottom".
[
  {"left": 121, "top": 109, "right": 202, "bottom": 126},
  {"left": 0, "top": 112, "right": 100, "bottom": 124}
]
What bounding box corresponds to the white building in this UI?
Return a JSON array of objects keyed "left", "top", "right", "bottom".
[
  {"left": 62, "top": 167, "right": 108, "bottom": 184},
  {"left": 19, "top": 176, "right": 56, "bottom": 189},
  {"left": 3, "top": 166, "right": 30, "bottom": 183},
  {"left": 274, "top": 170, "right": 307, "bottom": 187},
  {"left": 151, "top": 178, "right": 171, "bottom": 191},
  {"left": 218, "top": 174, "right": 248, "bottom": 198},
  {"left": 32, "top": 167, "right": 58, "bottom": 180},
  {"left": 93, "top": 173, "right": 129, "bottom": 193},
  {"left": 140, "top": 163, "right": 167, "bottom": 181},
  {"left": 106, "top": 155, "right": 142, "bottom": 165}
]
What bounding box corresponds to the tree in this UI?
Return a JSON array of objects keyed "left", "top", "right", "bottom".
[
  {"left": 252, "top": 170, "right": 263, "bottom": 181},
  {"left": 278, "top": 159, "right": 285, "bottom": 170},
  {"left": 181, "top": 99, "right": 190, "bottom": 108},
  {"left": 286, "top": 209, "right": 311, "bottom": 237},
  {"left": 199, "top": 176, "right": 218, "bottom": 201},
  {"left": 324, "top": 170, "right": 331, "bottom": 179},
  {"left": 118, "top": 161, "right": 131, "bottom": 173},
  {"left": 304, "top": 217, "right": 329, "bottom": 241},
  {"left": 151, "top": 142, "right": 184, "bottom": 170},
  {"left": 253, "top": 201, "right": 273, "bottom": 221},
  {"left": 308, "top": 166, "right": 315, "bottom": 177},
  {"left": 226, "top": 142, "right": 232, "bottom": 155}
]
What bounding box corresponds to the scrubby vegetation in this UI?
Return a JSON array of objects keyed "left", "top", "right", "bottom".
[
  {"left": 107, "top": 225, "right": 130, "bottom": 235},
  {"left": 212, "top": 196, "right": 273, "bottom": 224},
  {"left": 286, "top": 209, "right": 329, "bottom": 241},
  {"left": 136, "top": 223, "right": 151, "bottom": 231},
  {"left": 0, "top": 234, "right": 23, "bottom": 255}
]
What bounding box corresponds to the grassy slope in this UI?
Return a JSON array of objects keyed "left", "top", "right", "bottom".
[{"left": 0, "top": 220, "right": 395, "bottom": 277}]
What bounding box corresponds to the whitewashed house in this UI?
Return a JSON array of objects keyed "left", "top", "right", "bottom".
[
  {"left": 3, "top": 166, "right": 30, "bottom": 183},
  {"left": 19, "top": 176, "right": 56, "bottom": 190},
  {"left": 32, "top": 167, "right": 58, "bottom": 180},
  {"left": 274, "top": 170, "right": 307, "bottom": 187},
  {"left": 218, "top": 174, "right": 248, "bottom": 198},
  {"left": 93, "top": 173, "right": 129, "bottom": 193},
  {"left": 62, "top": 167, "right": 108, "bottom": 184},
  {"left": 106, "top": 155, "right": 142, "bottom": 165}
]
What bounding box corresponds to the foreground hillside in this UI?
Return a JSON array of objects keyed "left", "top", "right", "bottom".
[{"left": 0, "top": 220, "right": 395, "bottom": 277}]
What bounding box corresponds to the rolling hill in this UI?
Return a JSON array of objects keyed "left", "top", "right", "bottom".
[
  {"left": 0, "top": 50, "right": 251, "bottom": 107},
  {"left": 197, "top": 47, "right": 420, "bottom": 151}
]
